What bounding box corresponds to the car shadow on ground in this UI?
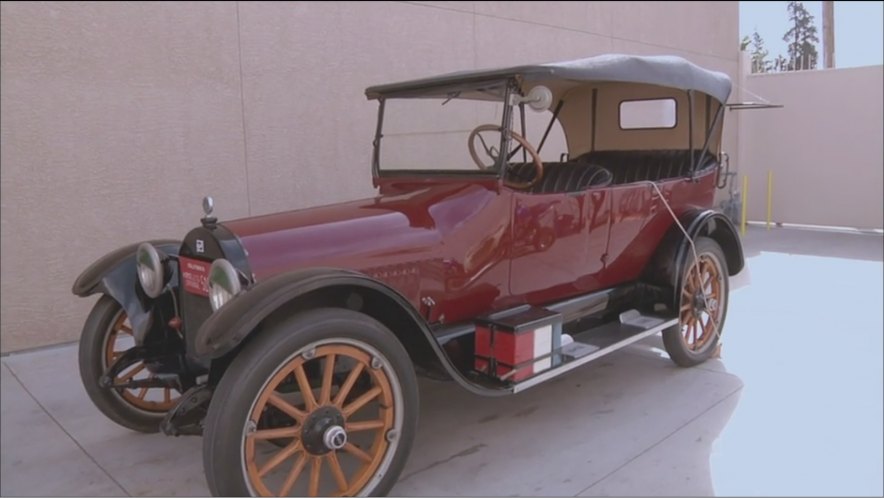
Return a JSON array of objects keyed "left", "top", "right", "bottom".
[{"left": 391, "top": 341, "right": 742, "bottom": 496}]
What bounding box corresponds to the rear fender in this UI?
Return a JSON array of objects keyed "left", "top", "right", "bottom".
[
  {"left": 72, "top": 239, "right": 181, "bottom": 342},
  {"left": 644, "top": 210, "right": 744, "bottom": 309}
]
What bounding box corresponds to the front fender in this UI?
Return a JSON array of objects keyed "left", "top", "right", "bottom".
[
  {"left": 193, "top": 267, "right": 514, "bottom": 397},
  {"left": 72, "top": 239, "right": 181, "bottom": 342},
  {"left": 193, "top": 267, "right": 421, "bottom": 360}
]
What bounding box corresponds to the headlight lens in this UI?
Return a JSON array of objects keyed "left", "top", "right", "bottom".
[
  {"left": 136, "top": 243, "right": 164, "bottom": 298},
  {"left": 208, "top": 258, "right": 242, "bottom": 311}
]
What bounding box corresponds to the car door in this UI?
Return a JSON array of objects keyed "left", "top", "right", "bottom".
[{"left": 508, "top": 185, "right": 611, "bottom": 300}]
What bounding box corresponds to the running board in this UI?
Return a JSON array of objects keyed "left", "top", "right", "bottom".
[{"left": 510, "top": 310, "right": 677, "bottom": 393}]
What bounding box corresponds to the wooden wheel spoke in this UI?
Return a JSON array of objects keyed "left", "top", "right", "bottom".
[
  {"left": 268, "top": 393, "right": 307, "bottom": 423},
  {"left": 164, "top": 388, "right": 171, "bottom": 404},
  {"left": 342, "top": 442, "right": 373, "bottom": 464},
  {"left": 258, "top": 441, "right": 302, "bottom": 478},
  {"left": 345, "top": 419, "right": 386, "bottom": 432},
  {"left": 248, "top": 426, "right": 300, "bottom": 441},
  {"left": 277, "top": 452, "right": 308, "bottom": 497},
  {"left": 119, "top": 363, "right": 145, "bottom": 382},
  {"left": 293, "top": 363, "right": 318, "bottom": 411},
  {"left": 692, "top": 269, "right": 704, "bottom": 289},
  {"left": 137, "top": 387, "right": 148, "bottom": 400},
  {"left": 685, "top": 265, "right": 697, "bottom": 286},
  {"left": 333, "top": 362, "right": 365, "bottom": 407},
  {"left": 326, "top": 451, "right": 349, "bottom": 492},
  {"left": 308, "top": 455, "right": 322, "bottom": 497},
  {"left": 703, "top": 314, "right": 714, "bottom": 337},
  {"left": 342, "top": 386, "right": 382, "bottom": 418},
  {"left": 320, "top": 354, "right": 336, "bottom": 405},
  {"left": 118, "top": 324, "right": 133, "bottom": 334}
]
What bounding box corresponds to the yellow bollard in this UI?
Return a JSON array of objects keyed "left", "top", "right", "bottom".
[
  {"left": 741, "top": 175, "right": 748, "bottom": 236},
  {"left": 767, "top": 171, "right": 773, "bottom": 230}
]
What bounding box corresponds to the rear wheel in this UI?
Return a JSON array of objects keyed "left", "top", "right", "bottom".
[
  {"left": 203, "top": 308, "right": 418, "bottom": 497},
  {"left": 662, "top": 237, "right": 729, "bottom": 367},
  {"left": 78, "top": 296, "right": 180, "bottom": 433}
]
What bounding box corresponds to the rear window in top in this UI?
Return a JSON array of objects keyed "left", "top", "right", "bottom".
[{"left": 619, "top": 99, "right": 677, "bottom": 129}]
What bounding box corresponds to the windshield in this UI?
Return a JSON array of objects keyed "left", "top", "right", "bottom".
[{"left": 375, "top": 83, "right": 511, "bottom": 174}]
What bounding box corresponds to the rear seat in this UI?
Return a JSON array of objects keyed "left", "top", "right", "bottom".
[
  {"left": 575, "top": 150, "right": 717, "bottom": 184},
  {"left": 506, "top": 150, "right": 717, "bottom": 193},
  {"left": 507, "top": 162, "right": 613, "bottom": 194}
]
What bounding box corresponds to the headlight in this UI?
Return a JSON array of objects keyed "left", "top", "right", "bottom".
[
  {"left": 136, "top": 243, "right": 164, "bottom": 298},
  {"left": 208, "top": 258, "right": 242, "bottom": 311}
]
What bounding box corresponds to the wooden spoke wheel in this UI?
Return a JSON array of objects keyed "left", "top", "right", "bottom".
[
  {"left": 203, "top": 308, "right": 418, "bottom": 497},
  {"left": 662, "top": 237, "right": 730, "bottom": 367},
  {"left": 244, "top": 344, "right": 397, "bottom": 496},
  {"left": 678, "top": 253, "right": 723, "bottom": 352},
  {"left": 103, "top": 311, "right": 179, "bottom": 412},
  {"left": 78, "top": 296, "right": 179, "bottom": 433}
]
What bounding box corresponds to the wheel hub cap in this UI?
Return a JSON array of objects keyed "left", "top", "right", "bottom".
[
  {"left": 692, "top": 292, "right": 706, "bottom": 313},
  {"left": 323, "top": 425, "right": 347, "bottom": 450},
  {"left": 301, "top": 406, "right": 345, "bottom": 455}
]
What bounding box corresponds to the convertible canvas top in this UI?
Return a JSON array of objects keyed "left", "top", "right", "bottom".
[{"left": 365, "top": 53, "right": 732, "bottom": 104}]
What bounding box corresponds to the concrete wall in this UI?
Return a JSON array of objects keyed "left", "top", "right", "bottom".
[
  {"left": 738, "top": 65, "right": 884, "bottom": 229},
  {"left": 0, "top": 1, "right": 740, "bottom": 352}
]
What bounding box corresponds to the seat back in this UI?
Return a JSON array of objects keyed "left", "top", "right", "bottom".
[{"left": 507, "top": 162, "right": 613, "bottom": 194}]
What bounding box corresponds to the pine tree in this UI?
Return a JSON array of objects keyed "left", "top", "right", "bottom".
[
  {"left": 773, "top": 55, "right": 789, "bottom": 72},
  {"left": 750, "top": 30, "right": 771, "bottom": 73},
  {"left": 783, "top": 1, "right": 820, "bottom": 70}
]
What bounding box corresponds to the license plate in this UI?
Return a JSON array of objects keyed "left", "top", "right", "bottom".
[{"left": 179, "top": 256, "right": 210, "bottom": 297}]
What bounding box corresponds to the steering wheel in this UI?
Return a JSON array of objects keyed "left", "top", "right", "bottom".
[{"left": 468, "top": 124, "right": 544, "bottom": 190}]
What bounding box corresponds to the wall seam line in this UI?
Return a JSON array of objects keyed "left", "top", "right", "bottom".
[{"left": 235, "top": 1, "right": 252, "bottom": 216}]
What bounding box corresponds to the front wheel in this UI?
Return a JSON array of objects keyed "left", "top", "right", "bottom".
[
  {"left": 78, "top": 296, "right": 181, "bottom": 433},
  {"left": 662, "top": 236, "right": 729, "bottom": 367},
  {"left": 203, "top": 308, "right": 418, "bottom": 497}
]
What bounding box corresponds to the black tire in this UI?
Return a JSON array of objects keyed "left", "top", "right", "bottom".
[
  {"left": 203, "top": 308, "right": 419, "bottom": 497},
  {"left": 662, "top": 237, "right": 730, "bottom": 367},
  {"left": 78, "top": 295, "right": 167, "bottom": 433}
]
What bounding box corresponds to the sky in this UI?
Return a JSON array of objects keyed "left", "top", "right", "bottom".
[{"left": 740, "top": 1, "right": 883, "bottom": 68}]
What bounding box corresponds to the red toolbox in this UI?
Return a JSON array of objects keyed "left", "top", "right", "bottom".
[{"left": 474, "top": 306, "right": 563, "bottom": 382}]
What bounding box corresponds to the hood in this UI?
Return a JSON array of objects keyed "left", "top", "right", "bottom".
[{"left": 223, "top": 179, "right": 504, "bottom": 281}]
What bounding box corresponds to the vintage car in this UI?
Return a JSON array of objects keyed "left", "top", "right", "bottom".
[{"left": 72, "top": 54, "right": 743, "bottom": 496}]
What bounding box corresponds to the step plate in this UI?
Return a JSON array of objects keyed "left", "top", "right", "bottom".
[{"left": 511, "top": 311, "right": 677, "bottom": 393}]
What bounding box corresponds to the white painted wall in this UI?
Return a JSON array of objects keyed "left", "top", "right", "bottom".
[{"left": 738, "top": 65, "right": 884, "bottom": 229}]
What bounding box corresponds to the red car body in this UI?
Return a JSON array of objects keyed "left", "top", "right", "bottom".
[{"left": 226, "top": 171, "right": 716, "bottom": 326}]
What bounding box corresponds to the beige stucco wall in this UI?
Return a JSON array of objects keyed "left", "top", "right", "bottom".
[
  {"left": 738, "top": 65, "right": 884, "bottom": 229},
  {"left": 0, "top": 1, "right": 740, "bottom": 352}
]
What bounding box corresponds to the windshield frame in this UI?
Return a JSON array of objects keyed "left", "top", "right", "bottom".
[{"left": 371, "top": 78, "right": 516, "bottom": 180}]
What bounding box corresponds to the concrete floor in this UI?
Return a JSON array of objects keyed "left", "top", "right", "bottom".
[{"left": 2, "top": 226, "right": 882, "bottom": 497}]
